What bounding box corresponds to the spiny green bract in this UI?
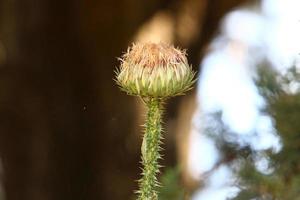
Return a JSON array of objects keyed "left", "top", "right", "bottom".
[{"left": 115, "top": 42, "right": 196, "bottom": 98}]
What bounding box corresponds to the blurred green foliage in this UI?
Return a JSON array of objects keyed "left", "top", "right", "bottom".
[
  {"left": 234, "top": 66, "right": 300, "bottom": 200},
  {"left": 158, "top": 167, "right": 185, "bottom": 200}
]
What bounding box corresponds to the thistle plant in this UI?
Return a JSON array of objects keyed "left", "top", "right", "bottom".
[{"left": 115, "top": 42, "right": 196, "bottom": 200}]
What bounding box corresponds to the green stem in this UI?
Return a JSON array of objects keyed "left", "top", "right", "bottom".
[{"left": 138, "top": 98, "right": 164, "bottom": 200}]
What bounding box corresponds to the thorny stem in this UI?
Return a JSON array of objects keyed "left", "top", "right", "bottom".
[{"left": 138, "top": 98, "right": 164, "bottom": 200}]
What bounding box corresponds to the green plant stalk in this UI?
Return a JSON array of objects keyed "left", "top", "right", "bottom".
[{"left": 138, "top": 98, "right": 164, "bottom": 200}]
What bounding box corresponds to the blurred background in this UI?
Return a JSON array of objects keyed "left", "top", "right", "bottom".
[{"left": 0, "top": 0, "right": 300, "bottom": 200}]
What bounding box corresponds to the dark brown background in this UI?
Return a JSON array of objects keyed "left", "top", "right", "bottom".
[{"left": 0, "top": 0, "right": 246, "bottom": 199}]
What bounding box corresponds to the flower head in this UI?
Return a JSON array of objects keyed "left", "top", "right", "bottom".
[{"left": 115, "top": 42, "right": 196, "bottom": 98}]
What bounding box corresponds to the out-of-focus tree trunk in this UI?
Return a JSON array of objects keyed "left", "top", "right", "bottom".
[{"left": 0, "top": 0, "right": 247, "bottom": 199}]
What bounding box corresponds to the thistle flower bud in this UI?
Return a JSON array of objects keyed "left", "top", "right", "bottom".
[{"left": 116, "top": 42, "right": 196, "bottom": 98}]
